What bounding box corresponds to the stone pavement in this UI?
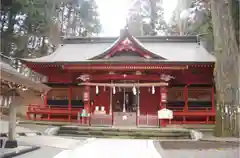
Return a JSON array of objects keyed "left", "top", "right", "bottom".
[
  {"left": 0, "top": 146, "right": 40, "bottom": 158},
  {"left": 16, "top": 136, "right": 88, "bottom": 149},
  {"left": 153, "top": 139, "right": 239, "bottom": 158},
  {"left": 160, "top": 148, "right": 239, "bottom": 158},
  {"left": 201, "top": 135, "right": 240, "bottom": 142},
  {"left": 54, "top": 138, "right": 161, "bottom": 158},
  {"left": 0, "top": 120, "right": 38, "bottom": 134}
]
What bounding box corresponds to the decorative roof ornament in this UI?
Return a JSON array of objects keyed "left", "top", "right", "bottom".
[
  {"left": 77, "top": 74, "right": 91, "bottom": 82},
  {"left": 160, "top": 74, "right": 175, "bottom": 82},
  {"left": 117, "top": 37, "right": 136, "bottom": 52}
]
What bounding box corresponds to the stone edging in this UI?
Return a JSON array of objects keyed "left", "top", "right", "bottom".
[
  {"left": 0, "top": 132, "right": 42, "bottom": 137},
  {"left": 199, "top": 139, "right": 240, "bottom": 143}
]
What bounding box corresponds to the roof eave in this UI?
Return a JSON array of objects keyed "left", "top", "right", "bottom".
[{"left": 21, "top": 60, "right": 215, "bottom": 65}]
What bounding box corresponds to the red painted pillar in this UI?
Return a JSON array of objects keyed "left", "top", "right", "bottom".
[
  {"left": 183, "top": 85, "right": 188, "bottom": 123},
  {"left": 43, "top": 94, "right": 47, "bottom": 107},
  {"left": 68, "top": 86, "right": 72, "bottom": 110},
  {"left": 83, "top": 85, "right": 90, "bottom": 125},
  {"left": 83, "top": 85, "right": 90, "bottom": 113},
  {"left": 160, "top": 86, "right": 168, "bottom": 127},
  {"left": 211, "top": 86, "right": 215, "bottom": 112},
  {"left": 68, "top": 86, "right": 72, "bottom": 121},
  {"left": 184, "top": 85, "right": 188, "bottom": 111}
]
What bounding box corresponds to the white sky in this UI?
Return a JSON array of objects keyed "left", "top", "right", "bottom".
[{"left": 96, "top": 0, "right": 178, "bottom": 36}]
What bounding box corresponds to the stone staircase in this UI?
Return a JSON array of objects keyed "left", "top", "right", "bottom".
[
  {"left": 113, "top": 112, "right": 137, "bottom": 127},
  {"left": 56, "top": 126, "right": 192, "bottom": 139}
]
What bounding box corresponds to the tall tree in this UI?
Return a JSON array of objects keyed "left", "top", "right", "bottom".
[
  {"left": 127, "top": 0, "right": 167, "bottom": 36},
  {"left": 58, "top": 0, "right": 101, "bottom": 37},
  {"left": 0, "top": 0, "right": 101, "bottom": 58},
  {"left": 210, "top": 0, "right": 239, "bottom": 136}
]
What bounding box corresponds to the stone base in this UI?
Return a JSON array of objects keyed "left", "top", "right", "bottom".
[{"left": 4, "top": 140, "right": 18, "bottom": 148}]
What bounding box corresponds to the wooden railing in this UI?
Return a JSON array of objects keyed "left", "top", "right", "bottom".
[
  {"left": 26, "top": 104, "right": 83, "bottom": 121},
  {"left": 26, "top": 104, "right": 216, "bottom": 125},
  {"left": 167, "top": 106, "right": 213, "bottom": 112}
]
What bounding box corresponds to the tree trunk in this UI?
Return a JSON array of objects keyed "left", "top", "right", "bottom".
[{"left": 210, "top": 0, "right": 240, "bottom": 137}]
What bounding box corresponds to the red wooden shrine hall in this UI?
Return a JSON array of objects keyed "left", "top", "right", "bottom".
[{"left": 20, "top": 29, "right": 216, "bottom": 127}]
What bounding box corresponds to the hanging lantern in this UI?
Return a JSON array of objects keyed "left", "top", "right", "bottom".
[
  {"left": 96, "top": 86, "right": 99, "bottom": 95},
  {"left": 113, "top": 86, "right": 116, "bottom": 94},
  {"left": 152, "top": 86, "right": 155, "bottom": 94},
  {"left": 132, "top": 86, "right": 136, "bottom": 95}
]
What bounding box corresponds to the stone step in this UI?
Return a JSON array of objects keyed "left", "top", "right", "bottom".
[{"left": 57, "top": 126, "right": 192, "bottom": 139}]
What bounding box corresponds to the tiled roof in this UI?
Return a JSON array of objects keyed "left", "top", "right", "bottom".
[
  {"left": 20, "top": 35, "right": 216, "bottom": 63},
  {"left": 0, "top": 53, "right": 50, "bottom": 92}
]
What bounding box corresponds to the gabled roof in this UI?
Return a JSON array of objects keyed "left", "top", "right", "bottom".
[
  {"left": 0, "top": 53, "right": 50, "bottom": 93},
  {"left": 20, "top": 29, "right": 216, "bottom": 63},
  {"left": 90, "top": 29, "right": 166, "bottom": 60}
]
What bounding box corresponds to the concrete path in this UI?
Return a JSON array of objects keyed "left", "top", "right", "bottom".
[{"left": 54, "top": 139, "right": 161, "bottom": 158}]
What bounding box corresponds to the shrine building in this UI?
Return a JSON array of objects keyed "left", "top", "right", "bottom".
[{"left": 21, "top": 29, "right": 216, "bottom": 127}]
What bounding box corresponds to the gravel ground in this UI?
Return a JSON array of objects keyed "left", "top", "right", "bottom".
[{"left": 154, "top": 140, "right": 240, "bottom": 158}]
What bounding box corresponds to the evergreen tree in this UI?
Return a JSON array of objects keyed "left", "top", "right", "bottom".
[
  {"left": 127, "top": 0, "right": 167, "bottom": 36},
  {"left": 0, "top": 0, "right": 101, "bottom": 57}
]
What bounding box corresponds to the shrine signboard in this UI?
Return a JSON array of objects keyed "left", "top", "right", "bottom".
[{"left": 158, "top": 108, "right": 173, "bottom": 119}]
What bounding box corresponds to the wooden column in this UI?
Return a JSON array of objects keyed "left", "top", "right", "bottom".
[
  {"left": 211, "top": 86, "right": 215, "bottom": 112},
  {"left": 183, "top": 85, "right": 188, "bottom": 123},
  {"left": 184, "top": 85, "right": 188, "bottom": 111},
  {"left": 159, "top": 86, "right": 168, "bottom": 127},
  {"left": 83, "top": 85, "right": 90, "bottom": 113},
  {"left": 68, "top": 86, "right": 72, "bottom": 121},
  {"left": 44, "top": 94, "right": 47, "bottom": 106},
  {"left": 68, "top": 86, "right": 72, "bottom": 110},
  {"left": 110, "top": 86, "right": 112, "bottom": 115}
]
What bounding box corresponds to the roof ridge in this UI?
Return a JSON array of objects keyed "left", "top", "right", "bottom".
[{"left": 63, "top": 36, "right": 198, "bottom": 44}]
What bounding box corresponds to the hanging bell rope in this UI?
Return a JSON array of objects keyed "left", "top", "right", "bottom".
[{"left": 78, "top": 82, "right": 168, "bottom": 87}]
